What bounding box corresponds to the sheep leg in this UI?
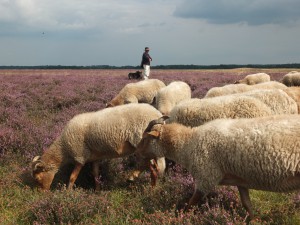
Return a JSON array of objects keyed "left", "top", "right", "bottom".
[
  {"left": 237, "top": 186, "right": 254, "bottom": 219},
  {"left": 92, "top": 161, "right": 101, "bottom": 192},
  {"left": 68, "top": 162, "right": 83, "bottom": 189},
  {"left": 187, "top": 189, "right": 205, "bottom": 209},
  {"left": 149, "top": 159, "right": 159, "bottom": 186}
]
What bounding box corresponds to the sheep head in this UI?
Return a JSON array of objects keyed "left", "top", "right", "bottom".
[
  {"left": 31, "top": 156, "right": 56, "bottom": 190},
  {"left": 106, "top": 98, "right": 124, "bottom": 108},
  {"left": 143, "top": 116, "right": 169, "bottom": 136},
  {"left": 137, "top": 116, "right": 169, "bottom": 159},
  {"left": 105, "top": 102, "right": 114, "bottom": 108}
]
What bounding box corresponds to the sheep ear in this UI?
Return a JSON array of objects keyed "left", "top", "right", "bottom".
[
  {"left": 106, "top": 103, "right": 113, "bottom": 108},
  {"left": 161, "top": 115, "right": 170, "bottom": 123},
  {"left": 32, "top": 161, "right": 46, "bottom": 173},
  {"left": 147, "top": 130, "right": 160, "bottom": 138}
]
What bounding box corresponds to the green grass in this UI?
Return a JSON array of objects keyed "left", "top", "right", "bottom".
[{"left": 1, "top": 156, "right": 299, "bottom": 225}]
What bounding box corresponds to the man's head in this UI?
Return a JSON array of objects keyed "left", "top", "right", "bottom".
[{"left": 145, "top": 47, "right": 150, "bottom": 51}]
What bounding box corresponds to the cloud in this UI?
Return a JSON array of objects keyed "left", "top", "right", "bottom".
[
  {"left": 174, "top": 0, "right": 300, "bottom": 25},
  {"left": 0, "top": 0, "right": 299, "bottom": 66},
  {"left": 0, "top": 0, "right": 178, "bottom": 40}
]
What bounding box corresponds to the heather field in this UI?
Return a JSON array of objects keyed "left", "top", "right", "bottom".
[{"left": 1, "top": 68, "right": 300, "bottom": 225}]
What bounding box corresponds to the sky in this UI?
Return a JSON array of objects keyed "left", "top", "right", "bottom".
[{"left": 0, "top": 0, "right": 300, "bottom": 66}]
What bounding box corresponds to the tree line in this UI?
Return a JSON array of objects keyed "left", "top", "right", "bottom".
[{"left": 0, "top": 63, "right": 300, "bottom": 70}]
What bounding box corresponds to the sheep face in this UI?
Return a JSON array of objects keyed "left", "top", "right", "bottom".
[
  {"left": 136, "top": 125, "right": 165, "bottom": 160},
  {"left": 105, "top": 103, "right": 113, "bottom": 108},
  {"left": 106, "top": 98, "right": 124, "bottom": 108},
  {"left": 31, "top": 157, "right": 56, "bottom": 190},
  {"left": 136, "top": 129, "right": 165, "bottom": 187}
]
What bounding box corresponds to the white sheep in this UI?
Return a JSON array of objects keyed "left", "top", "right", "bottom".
[
  {"left": 240, "top": 89, "right": 298, "bottom": 114},
  {"left": 234, "top": 72, "right": 270, "bottom": 85},
  {"left": 164, "top": 89, "right": 297, "bottom": 177},
  {"left": 169, "top": 89, "right": 298, "bottom": 127},
  {"left": 136, "top": 115, "right": 300, "bottom": 218},
  {"left": 168, "top": 96, "right": 271, "bottom": 127},
  {"left": 205, "top": 84, "right": 251, "bottom": 98},
  {"left": 281, "top": 71, "right": 300, "bottom": 87},
  {"left": 106, "top": 79, "right": 166, "bottom": 107},
  {"left": 31, "top": 103, "right": 165, "bottom": 190},
  {"left": 155, "top": 81, "right": 191, "bottom": 115},
  {"left": 205, "top": 81, "right": 287, "bottom": 98}
]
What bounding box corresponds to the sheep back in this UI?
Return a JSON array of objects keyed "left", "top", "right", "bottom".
[
  {"left": 231, "top": 89, "right": 298, "bottom": 115},
  {"left": 282, "top": 71, "right": 300, "bottom": 87},
  {"left": 205, "top": 84, "right": 252, "bottom": 98},
  {"left": 192, "top": 115, "right": 300, "bottom": 191},
  {"left": 155, "top": 81, "right": 191, "bottom": 115},
  {"left": 205, "top": 81, "right": 287, "bottom": 98},
  {"left": 254, "top": 81, "right": 287, "bottom": 90},
  {"left": 168, "top": 96, "right": 272, "bottom": 127},
  {"left": 108, "top": 79, "right": 166, "bottom": 106},
  {"left": 60, "top": 103, "right": 162, "bottom": 164},
  {"left": 235, "top": 73, "right": 270, "bottom": 85}
]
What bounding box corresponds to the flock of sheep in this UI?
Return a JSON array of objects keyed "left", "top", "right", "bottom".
[{"left": 31, "top": 71, "right": 300, "bottom": 219}]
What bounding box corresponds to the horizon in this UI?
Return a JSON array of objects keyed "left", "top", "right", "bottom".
[{"left": 0, "top": 63, "right": 299, "bottom": 68}]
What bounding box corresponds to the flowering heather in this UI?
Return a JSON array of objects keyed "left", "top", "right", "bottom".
[{"left": 0, "top": 68, "right": 299, "bottom": 224}]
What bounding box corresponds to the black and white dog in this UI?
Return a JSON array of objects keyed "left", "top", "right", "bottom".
[{"left": 128, "top": 71, "right": 142, "bottom": 80}]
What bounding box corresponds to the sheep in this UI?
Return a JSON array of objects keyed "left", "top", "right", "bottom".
[
  {"left": 164, "top": 89, "right": 297, "bottom": 175},
  {"left": 281, "top": 71, "right": 300, "bottom": 87},
  {"left": 128, "top": 71, "right": 142, "bottom": 80},
  {"left": 205, "top": 81, "right": 287, "bottom": 98},
  {"left": 155, "top": 81, "right": 191, "bottom": 116},
  {"left": 136, "top": 115, "right": 300, "bottom": 218},
  {"left": 234, "top": 72, "right": 270, "bottom": 85},
  {"left": 106, "top": 79, "right": 166, "bottom": 107},
  {"left": 239, "top": 89, "right": 298, "bottom": 114},
  {"left": 31, "top": 103, "right": 165, "bottom": 190},
  {"left": 205, "top": 84, "right": 251, "bottom": 98},
  {"left": 168, "top": 96, "right": 271, "bottom": 127}
]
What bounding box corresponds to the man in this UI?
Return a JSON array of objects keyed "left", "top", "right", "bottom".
[{"left": 141, "top": 47, "right": 152, "bottom": 80}]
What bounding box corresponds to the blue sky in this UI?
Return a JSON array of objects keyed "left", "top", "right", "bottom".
[{"left": 0, "top": 0, "right": 299, "bottom": 66}]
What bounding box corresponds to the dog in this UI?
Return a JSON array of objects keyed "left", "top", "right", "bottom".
[{"left": 128, "top": 71, "right": 142, "bottom": 80}]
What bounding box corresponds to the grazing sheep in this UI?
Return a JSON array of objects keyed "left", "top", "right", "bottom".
[
  {"left": 106, "top": 79, "right": 166, "bottom": 107},
  {"left": 205, "top": 84, "right": 251, "bottom": 98},
  {"left": 234, "top": 72, "right": 270, "bottom": 85},
  {"left": 205, "top": 81, "right": 287, "bottom": 98},
  {"left": 231, "top": 89, "right": 298, "bottom": 115},
  {"left": 164, "top": 89, "right": 297, "bottom": 175},
  {"left": 136, "top": 115, "right": 300, "bottom": 218},
  {"left": 168, "top": 95, "right": 273, "bottom": 127},
  {"left": 281, "top": 71, "right": 300, "bottom": 87},
  {"left": 155, "top": 81, "right": 191, "bottom": 115},
  {"left": 128, "top": 71, "right": 142, "bottom": 80},
  {"left": 31, "top": 103, "right": 165, "bottom": 190},
  {"left": 169, "top": 89, "right": 297, "bottom": 128}
]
